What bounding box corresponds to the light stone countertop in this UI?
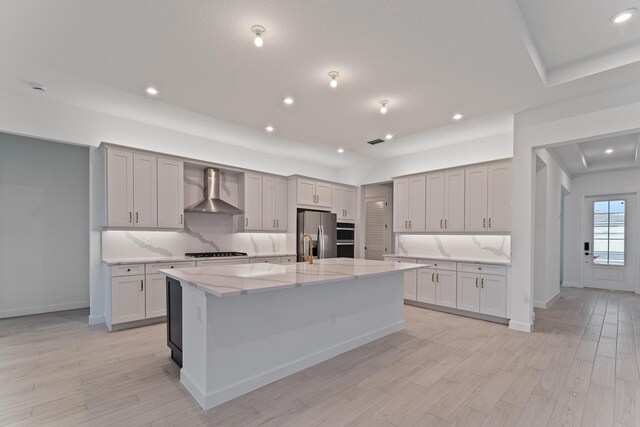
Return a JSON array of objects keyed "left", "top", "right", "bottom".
[
  {"left": 161, "top": 258, "right": 422, "bottom": 297},
  {"left": 383, "top": 254, "right": 511, "bottom": 266},
  {"left": 102, "top": 253, "right": 296, "bottom": 266}
]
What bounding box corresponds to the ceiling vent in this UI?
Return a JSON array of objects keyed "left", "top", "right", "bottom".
[{"left": 367, "top": 138, "right": 385, "bottom": 145}]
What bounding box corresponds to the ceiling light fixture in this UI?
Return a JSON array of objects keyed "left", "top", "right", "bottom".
[
  {"left": 283, "top": 96, "right": 294, "bottom": 105},
  {"left": 379, "top": 100, "right": 388, "bottom": 114},
  {"left": 251, "top": 25, "right": 266, "bottom": 47},
  {"left": 452, "top": 113, "right": 464, "bottom": 120},
  {"left": 611, "top": 8, "right": 637, "bottom": 24},
  {"left": 337, "top": 148, "right": 344, "bottom": 153},
  {"left": 328, "top": 71, "right": 340, "bottom": 88},
  {"left": 146, "top": 86, "right": 158, "bottom": 96},
  {"left": 605, "top": 148, "right": 614, "bottom": 154},
  {"left": 265, "top": 125, "right": 274, "bottom": 133},
  {"left": 385, "top": 134, "right": 394, "bottom": 140}
]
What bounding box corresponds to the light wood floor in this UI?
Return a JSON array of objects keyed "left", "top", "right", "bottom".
[{"left": 2, "top": 287, "right": 640, "bottom": 426}]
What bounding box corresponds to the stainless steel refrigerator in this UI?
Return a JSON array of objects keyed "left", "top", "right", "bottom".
[{"left": 297, "top": 211, "right": 337, "bottom": 262}]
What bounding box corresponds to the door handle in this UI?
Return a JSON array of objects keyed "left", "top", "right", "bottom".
[
  {"left": 135, "top": 212, "right": 139, "bottom": 223},
  {"left": 409, "top": 220, "right": 412, "bottom": 229},
  {"left": 488, "top": 218, "right": 491, "bottom": 228},
  {"left": 245, "top": 217, "right": 248, "bottom": 227},
  {"left": 475, "top": 277, "right": 478, "bottom": 288},
  {"left": 445, "top": 219, "right": 447, "bottom": 228},
  {"left": 405, "top": 220, "right": 408, "bottom": 229},
  {"left": 129, "top": 212, "right": 132, "bottom": 223},
  {"left": 276, "top": 219, "right": 279, "bottom": 228},
  {"left": 432, "top": 272, "right": 435, "bottom": 282},
  {"left": 440, "top": 219, "right": 443, "bottom": 229},
  {"left": 140, "top": 279, "right": 144, "bottom": 291},
  {"left": 483, "top": 218, "right": 486, "bottom": 228},
  {"left": 436, "top": 273, "right": 439, "bottom": 283},
  {"left": 180, "top": 214, "right": 183, "bottom": 225},
  {"left": 481, "top": 278, "right": 484, "bottom": 288}
]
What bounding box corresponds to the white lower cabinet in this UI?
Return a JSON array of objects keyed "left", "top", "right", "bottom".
[
  {"left": 112, "top": 274, "right": 146, "bottom": 324},
  {"left": 146, "top": 273, "right": 169, "bottom": 317},
  {"left": 457, "top": 272, "right": 481, "bottom": 312},
  {"left": 417, "top": 266, "right": 456, "bottom": 308},
  {"left": 386, "top": 257, "right": 418, "bottom": 300},
  {"left": 456, "top": 269, "right": 507, "bottom": 318},
  {"left": 417, "top": 269, "right": 436, "bottom": 304}
]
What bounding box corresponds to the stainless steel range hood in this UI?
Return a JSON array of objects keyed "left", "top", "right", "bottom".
[{"left": 185, "top": 168, "right": 244, "bottom": 215}]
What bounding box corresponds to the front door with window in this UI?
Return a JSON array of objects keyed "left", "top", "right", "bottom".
[{"left": 583, "top": 195, "right": 636, "bottom": 292}]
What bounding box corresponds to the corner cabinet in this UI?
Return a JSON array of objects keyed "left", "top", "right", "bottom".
[
  {"left": 104, "top": 147, "right": 183, "bottom": 229},
  {"left": 393, "top": 175, "right": 426, "bottom": 232},
  {"left": 242, "top": 172, "right": 287, "bottom": 232},
  {"left": 332, "top": 185, "right": 357, "bottom": 221}
]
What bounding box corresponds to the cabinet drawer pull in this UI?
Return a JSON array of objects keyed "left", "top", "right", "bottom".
[
  {"left": 140, "top": 280, "right": 144, "bottom": 291},
  {"left": 475, "top": 277, "right": 478, "bottom": 288},
  {"left": 135, "top": 212, "right": 139, "bottom": 223},
  {"left": 180, "top": 214, "right": 183, "bottom": 225},
  {"left": 129, "top": 212, "right": 132, "bottom": 223}
]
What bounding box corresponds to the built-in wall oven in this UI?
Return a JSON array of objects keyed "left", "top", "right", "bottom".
[{"left": 337, "top": 222, "right": 355, "bottom": 258}]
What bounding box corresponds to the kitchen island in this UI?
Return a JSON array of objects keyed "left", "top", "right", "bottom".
[{"left": 161, "top": 258, "right": 421, "bottom": 410}]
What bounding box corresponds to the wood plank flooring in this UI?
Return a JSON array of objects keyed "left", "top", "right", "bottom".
[{"left": 2, "top": 287, "right": 640, "bottom": 426}]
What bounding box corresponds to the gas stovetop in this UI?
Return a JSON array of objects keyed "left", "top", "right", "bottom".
[{"left": 185, "top": 251, "right": 248, "bottom": 258}]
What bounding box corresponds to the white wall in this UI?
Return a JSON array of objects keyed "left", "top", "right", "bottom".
[
  {"left": 563, "top": 168, "right": 640, "bottom": 289},
  {"left": 0, "top": 133, "right": 89, "bottom": 318}
]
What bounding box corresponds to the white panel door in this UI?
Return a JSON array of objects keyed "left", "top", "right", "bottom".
[
  {"left": 132, "top": 153, "right": 158, "bottom": 228},
  {"left": 157, "top": 157, "right": 184, "bottom": 229},
  {"left": 262, "top": 176, "right": 276, "bottom": 230},
  {"left": 343, "top": 187, "right": 357, "bottom": 220},
  {"left": 365, "top": 197, "right": 387, "bottom": 260},
  {"left": 456, "top": 272, "right": 480, "bottom": 312},
  {"left": 408, "top": 175, "right": 426, "bottom": 232},
  {"left": 274, "top": 178, "right": 288, "bottom": 231},
  {"left": 480, "top": 274, "right": 507, "bottom": 317},
  {"left": 332, "top": 185, "right": 344, "bottom": 217},
  {"left": 315, "top": 182, "right": 332, "bottom": 208},
  {"left": 112, "top": 275, "right": 146, "bottom": 324},
  {"left": 444, "top": 169, "right": 465, "bottom": 231},
  {"left": 435, "top": 270, "right": 457, "bottom": 308},
  {"left": 417, "top": 268, "right": 436, "bottom": 304},
  {"left": 297, "top": 178, "right": 316, "bottom": 205},
  {"left": 404, "top": 270, "right": 418, "bottom": 301},
  {"left": 146, "top": 273, "right": 167, "bottom": 318},
  {"left": 426, "top": 172, "right": 445, "bottom": 232},
  {"left": 487, "top": 162, "right": 512, "bottom": 232},
  {"left": 106, "top": 149, "right": 134, "bottom": 227},
  {"left": 465, "top": 166, "right": 488, "bottom": 231},
  {"left": 393, "top": 178, "right": 409, "bottom": 232},
  {"left": 244, "top": 173, "right": 263, "bottom": 230}
]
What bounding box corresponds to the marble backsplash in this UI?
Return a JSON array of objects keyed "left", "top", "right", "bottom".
[
  {"left": 396, "top": 234, "right": 511, "bottom": 262},
  {"left": 102, "top": 212, "right": 289, "bottom": 260}
]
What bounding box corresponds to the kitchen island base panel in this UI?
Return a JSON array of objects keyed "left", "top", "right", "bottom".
[{"left": 180, "top": 273, "right": 405, "bottom": 410}]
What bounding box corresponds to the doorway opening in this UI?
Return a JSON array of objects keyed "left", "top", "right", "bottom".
[{"left": 363, "top": 183, "right": 393, "bottom": 260}]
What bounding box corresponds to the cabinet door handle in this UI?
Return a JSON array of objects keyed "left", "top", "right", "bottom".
[
  {"left": 276, "top": 219, "right": 279, "bottom": 228},
  {"left": 405, "top": 220, "right": 408, "bottom": 229},
  {"left": 481, "top": 278, "right": 484, "bottom": 288},
  {"left": 129, "top": 212, "right": 132, "bottom": 223},
  {"left": 140, "top": 279, "right": 144, "bottom": 291},
  {"left": 246, "top": 217, "right": 248, "bottom": 227},
  {"left": 488, "top": 218, "right": 492, "bottom": 228},
  {"left": 475, "top": 277, "right": 479, "bottom": 288},
  {"left": 409, "top": 220, "right": 412, "bottom": 229},
  {"left": 432, "top": 272, "right": 435, "bottom": 282},
  {"left": 440, "top": 219, "right": 443, "bottom": 229},
  {"left": 445, "top": 219, "right": 447, "bottom": 228},
  {"left": 180, "top": 214, "right": 183, "bottom": 225},
  {"left": 483, "top": 218, "right": 486, "bottom": 228},
  {"left": 436, "top": 273, "right": 439, "bottom": 283},
  {"left": 272, "top": 219, "right": 275, "bottom": 228},
  {"left": 135, "top": 212, "right": 139, "bottom": 223}
]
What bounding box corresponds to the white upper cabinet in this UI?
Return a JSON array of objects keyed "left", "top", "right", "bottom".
[
  {"left": 132, "top": 153, "right": 158, "bottom": 228},
  {"left": 393, "top": 175, "right": 425, "bottom": 232},
  {"left": 444, "top": 169, "right": 465, "bottom": 231},
  {"left": 487, "top": 161, "right": 512, "bottom": 232},
  {"left": 261, "top": 176, "right": 287, "bottom": 231},
  {"left": 464, "top": 165, "right": 489, "bottom": 232},
  {"left": 157, "top": 157, "right": 184, "bottom": 229},
  {"left": 426, "top": 173, "right": 445, "bottom": 232},
  {"left": 332, "top": 185, "right": 357, "bottom": 221},
  {"left": 106, "top": 149, "right": 134, "bottom": 227},
  {"left": 243, "top": 172, "right": 263, "bottom": 231},
  {"left": 296, "top": 178, "right": 332, "bottom": 208}
]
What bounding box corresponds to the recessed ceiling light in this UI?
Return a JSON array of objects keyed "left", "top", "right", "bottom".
[
  {"left": 379, "top": 100, "right": 388, "bottom": 114},
  {"left": 146, "top": 86, "right": 158, "bottom": 96},
  {"left": 337, "top": 148, "right": 344, "bottom": 153},
  {"left": 328, "top": 71, "right": 340, "bottom": 88},
  {"left": 265, "top": 125, "right": 274, "bottom": 133},
  {"left": 605, "top": 148, "right": 614, "bottom": 154},
  {"left": 30, "top": 83, "right": 46, "bottom": 93},
  {"left": 452, "top": 113, "right": 464, "bottom": 120},
  {"left": 283, "top": 96, "right": 294, "bottom": 105},
  {"left": 385, "top": 134, "right": 394, "bottom": 140},
  {"left": 612, "top": 8, "right": 637, "bottom": 24},
  {"left": 251, "top": 25, "right": 266, "bottom": 47}
]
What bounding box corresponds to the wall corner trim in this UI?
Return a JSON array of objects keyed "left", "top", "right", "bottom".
[{"left": 509, "top": 319, "right": 533, "bottom": 333}]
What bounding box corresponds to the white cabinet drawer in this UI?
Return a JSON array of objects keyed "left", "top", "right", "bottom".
[
  {"left": 458, "top": 263, "right": 506, "bottom": 276},
  {"left": 196, "top": 259, "right": 249, "bottom": 267},
  {"left": 146, "top": 261, "right": 196, "bottom": 275},
  {"left": 250, "top": 257, "right": 281, "bottom": 264},
  {"left": 110, "top": 264, "right": 145, "bottom": 277},
  {"left": 387, "top": 257, "right": 418, "bottom": 265},
  {"left": 280, "top": 256, "right": 296, "bottom": 264},
  {"left": 424, "top": 260, "right": 457, "bottom": 271}
]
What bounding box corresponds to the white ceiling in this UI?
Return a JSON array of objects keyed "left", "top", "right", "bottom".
[
  {"left": 1, "top": 1, "right": 640, "bottom": 167},
  {"left": 548, "top": 133, "right": 640, "bottom": 175}
]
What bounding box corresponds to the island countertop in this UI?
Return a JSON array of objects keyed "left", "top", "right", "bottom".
[{"left": 161, "top": 258, "right": 421, "bottom": 297}]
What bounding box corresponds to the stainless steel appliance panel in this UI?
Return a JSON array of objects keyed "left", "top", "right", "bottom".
[{"left": 297, "top": 211, "right": 337, "bottom": 261}]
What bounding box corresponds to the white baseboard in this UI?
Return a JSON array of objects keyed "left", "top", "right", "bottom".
[
  {"left": 0, "top": 301, "right": 89, "bottom": 319},
  {"left": 509, "top": 319, "right": 533, "bottom": 333},
  {"left": 88, "top": 314, "right": 105, "bottom": 325},
  {"left": 562, "top": 281, "right": 582, "bottom": 288},
  {"left": 533, "top": 291, "right": 561, "bottom": 309},
  {"left": 185, "top": 320, "right": 405, "bottom": 410}
]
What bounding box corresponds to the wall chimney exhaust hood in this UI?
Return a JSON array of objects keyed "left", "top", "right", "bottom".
[{"left": 185, "top": 168, "right": 244, "bottom": 215}]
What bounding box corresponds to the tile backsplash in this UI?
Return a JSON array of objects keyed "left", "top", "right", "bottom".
[{"left": 396, "top": 234, "right": 510, "bottom": 262}]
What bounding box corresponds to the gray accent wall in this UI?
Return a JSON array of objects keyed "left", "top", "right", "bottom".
[{"left": 0, "top": 133, "right": 89, "bottom": 318}]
